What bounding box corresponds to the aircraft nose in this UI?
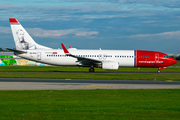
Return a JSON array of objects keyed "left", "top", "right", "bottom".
[{"left": 170, "top": 58, "right": 177, "bottom": 65}]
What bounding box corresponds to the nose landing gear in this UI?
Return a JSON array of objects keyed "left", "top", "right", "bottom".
[
  {"left": 157, "top": 69, "right": 161, "bottom": 73},
  {"left": 157, "top": 67, "right": 167, "bottom": 73}
]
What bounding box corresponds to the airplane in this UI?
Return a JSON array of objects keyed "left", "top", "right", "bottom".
[{"left": 7, "top": 18, "right": 177, "bottom": 72}]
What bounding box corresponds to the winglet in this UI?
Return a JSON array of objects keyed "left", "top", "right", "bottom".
[
  {"left": 9, "top": 18, "right": 19, "bottom": 24},
  {"left": 61, "top": 43, "right": 69, "bottom": 54}
]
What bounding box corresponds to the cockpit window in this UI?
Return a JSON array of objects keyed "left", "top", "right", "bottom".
[{"left": 164, "top": 56, "right": 170, "bottom": 58}]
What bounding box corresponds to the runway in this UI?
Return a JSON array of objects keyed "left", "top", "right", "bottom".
[{"left": 0, "top": 78, "right": 179, "bottom": 90}]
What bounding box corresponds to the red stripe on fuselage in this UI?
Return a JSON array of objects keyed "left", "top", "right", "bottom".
[{"left": 136, "top": 50, "right": 176, "bottom": 68}]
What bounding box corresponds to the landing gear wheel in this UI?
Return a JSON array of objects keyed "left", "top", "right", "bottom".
[
  {"left": 89, "top": 67, "right": 94, "bottom": 72},
  {"left": 157, "top": 69, "right": 161, "bottom": 73}
]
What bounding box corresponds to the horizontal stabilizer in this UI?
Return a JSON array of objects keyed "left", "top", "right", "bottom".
[
  {"left": 0, "top": 58, "right": 23, "bottom": 59},
  {"left": 6, "top": 48, "right": 27, "bottom": 54}
]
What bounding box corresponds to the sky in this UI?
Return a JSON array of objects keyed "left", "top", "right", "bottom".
[{"left": 0, "top": 0, "right": 180, "bottom": 52}]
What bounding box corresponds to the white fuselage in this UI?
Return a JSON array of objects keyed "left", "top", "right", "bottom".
[{"left": 18, "top": 49, "right": 135, "bottom": 67}]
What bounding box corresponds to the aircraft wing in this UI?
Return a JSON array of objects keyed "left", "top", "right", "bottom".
[
  {"left": 70, "top": 54, "right": 102, "bottom": 65},
  {"left": 6, "top": 48, "right": 27, "bottom": 54},
  {"left": 61, "top": 44, "right": 101, "bottom": 66}
]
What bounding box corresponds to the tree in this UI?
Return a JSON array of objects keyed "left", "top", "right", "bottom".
[
  {"left": 176, "top": 55, "right": 180, "bottom": 60},
  {"left": 0, "top": 48, "right": 5, "bottom": 52}
]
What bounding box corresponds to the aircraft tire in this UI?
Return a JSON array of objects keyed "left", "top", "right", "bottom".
[{"left": 89, "top": 67, "right": 94, "bottom": 72}]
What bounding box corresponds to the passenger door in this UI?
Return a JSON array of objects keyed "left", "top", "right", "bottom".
[
  {"left": 155, "top": 53, "right": 159, "bottom": 61},
  {"left": 37, "top": 52, "right": 41, "bottom": 60}
]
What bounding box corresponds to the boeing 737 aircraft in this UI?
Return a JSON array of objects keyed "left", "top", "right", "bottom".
[{"left": 8, "top": 18, "right": 177, "bottom": 72}]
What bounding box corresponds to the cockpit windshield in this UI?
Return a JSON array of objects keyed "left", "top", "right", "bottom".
[{"left": 164, "top": 56, "right": 170, "bottom": 58}]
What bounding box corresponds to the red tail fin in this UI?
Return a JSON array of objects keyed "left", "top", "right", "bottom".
[{"left": 9, "top": 18, "right": 19, "bottom": 23}]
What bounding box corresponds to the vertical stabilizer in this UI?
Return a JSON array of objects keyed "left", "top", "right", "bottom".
[{"left": 9, "top": 18, "right": 52, "bottom": 50}]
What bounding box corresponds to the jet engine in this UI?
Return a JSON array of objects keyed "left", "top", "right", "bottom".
[{"left": 102, "top": 61, "right": 119, "bottom": 70}]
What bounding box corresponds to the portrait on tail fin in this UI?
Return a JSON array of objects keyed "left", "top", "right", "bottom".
[
  {"left": 16, "top": 29, "right": 29, "bottom": 50},
  {"left": 9, "top": 18, "right": 51, "bottom": 50}
]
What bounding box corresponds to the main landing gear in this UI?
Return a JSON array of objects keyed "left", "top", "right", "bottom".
[
  {"left": 89, "top": 67, "right": 95, "bottom": 72},
  {"left": 157, "top": 69, "right": 161, "bottom": 73}
]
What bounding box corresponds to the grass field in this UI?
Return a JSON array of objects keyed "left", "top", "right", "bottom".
[
  {"left": 1, "top": 72, "right": 180, "bottom": 81},
  {"left": 0, "top": 61, "right": 180, "bottom": 80},
  {"left": 0, "top": 66, "right": 180, "bottom": 80},
  {"left": 0, "top": 62, "right": 179, "bottom": 120},
  {"left": 0, "top": 89, "right": 179, "bottom": 120},
  {"left": 0, "top": 65, "right": 179, "bottom": 73},
  {"left": 0, "top": 60, "right": 180, "bottom": 72}
]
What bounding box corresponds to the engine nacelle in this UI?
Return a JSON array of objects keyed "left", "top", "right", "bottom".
[{"left": 102, "top": 61, "right": 119, "bottom": 70}]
